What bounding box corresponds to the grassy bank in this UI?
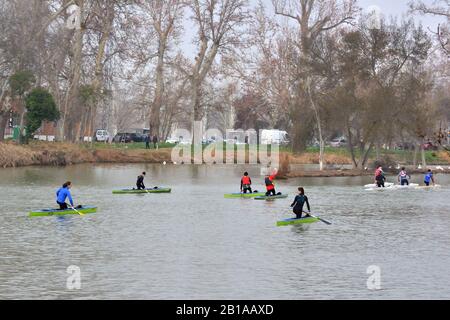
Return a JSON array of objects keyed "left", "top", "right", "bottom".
[
  {"left": 0, "top": 141, "right": 172, "bottom": 168},
  {"left": 1, "top": 141, "right": 449, "bottom": 171},
  {"left": 286, "top": 146, "right": 449, "bottom": 166}
]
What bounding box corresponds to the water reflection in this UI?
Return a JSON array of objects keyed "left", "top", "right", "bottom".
[{"left": 0, "top": 164, "right": 449, "bottom": 299}]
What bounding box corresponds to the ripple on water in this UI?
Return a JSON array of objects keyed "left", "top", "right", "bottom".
[{"left": 0, "top": 164, "right": 449, "bottom": 299}]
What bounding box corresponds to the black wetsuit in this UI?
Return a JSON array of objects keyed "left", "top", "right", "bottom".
[
  {"left": 136, "top": 175, "right": 146, "bottom": 190},
  {"left": 376, "top": 174, "right": 386, "bottom": 188},
  {"left": 291, "top": 195, "right": 311, "bottom": 219}
]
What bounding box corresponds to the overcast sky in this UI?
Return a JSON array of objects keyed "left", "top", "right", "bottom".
[
  {"left": 181, "top": 0, "right": 447, "bottom": 59},
  {"left": 358, "top": 0, "right": 445, "bottom": 28}
]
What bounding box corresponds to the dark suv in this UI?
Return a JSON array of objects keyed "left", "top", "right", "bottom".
[{"left": 113, "top": 133, "right": 145, "bottom": 143}]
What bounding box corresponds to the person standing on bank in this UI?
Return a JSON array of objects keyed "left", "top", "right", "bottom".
[
  {"left": 153, "top": 135, "right": 158, "bottom": 149},
  {"left": 145, "top": 134, "right": 151, "bottom": 149}
]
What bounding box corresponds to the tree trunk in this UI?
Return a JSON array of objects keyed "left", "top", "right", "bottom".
[
  {"left": 361, "top": 142, "right": 373, "bottom": 168},
  {"left": 63, "top": 0, "right": 85, "bottom": 142},
  {"left": 305, "top": 78, "right": 324, "bottom": 170},
  {"left": 413, "top": 143, "right": 418, "bottom": 167},
  {"left": 192, "top": 80, "right": 203, "bottom": 122},
  {"left": 0, "top": 114, "right": 7, "bottom": 142},
  {"left": 150, "top": 43, "right": 165, "bottom": 137},
  {"left": 421, "top": 144, "right": 427, "bottom": 168}
]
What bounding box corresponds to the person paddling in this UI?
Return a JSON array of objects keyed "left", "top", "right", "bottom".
[
  {"left": 290, "top": 187, "right": 311, "bottom": 219},
  {"left": 56, "top": 181, "right": 74, "bottom": 210},
  {"left": 375, "top": 166, "right": 386, "bottom": 188},
  {"left": 424, "top": 169, "right": 435, "bottom": 186},
  {"left": 398, "top": 167, "right": 411, "bottom": 186},
  {"left": 265, "top": 169, "right": 278, "bottom": 196},
  {"left": 240, "top": 172, "right": 252, "bottom": 194},
  {"left": 136, "top": 172, "right": 146, "bottom": 190}
]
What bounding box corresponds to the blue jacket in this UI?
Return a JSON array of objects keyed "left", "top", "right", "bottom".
[
  {"left": 424, "top": 172, "right": 433, "bottom": 183},
  {"left": 56, "top": 187, "right": 73, "bottom": 206}
]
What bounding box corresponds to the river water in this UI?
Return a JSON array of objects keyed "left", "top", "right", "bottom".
[{"left": 0, "top": 164, "right": 449, "bottom": 300}]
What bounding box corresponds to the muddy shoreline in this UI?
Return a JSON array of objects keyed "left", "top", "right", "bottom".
[{"left": 1, "top": 142, "right": 449, "bottom": 177}]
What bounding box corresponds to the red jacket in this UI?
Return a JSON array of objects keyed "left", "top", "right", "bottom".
[{"left": 265, "top": 174, "right": 276, "bottom": 191}]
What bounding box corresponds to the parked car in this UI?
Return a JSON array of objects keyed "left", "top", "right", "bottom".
[
  {"left": 330, "top": 137, "right": 347, "bottom": 148},
  {"left": 423, "top": 141, "right": 438, "bottom": 151},
  {"left": 260, "top": 130, "right": 289, "bottom": 145},
  {"left": 113, "top": 132, "right": 145, "bottom": 143},
  {"left": 395, "top": 142, "right": 415, "bottom": 151},
  {"left": 166, "top": 137, "right": 180, "bottom": 144},
  {"left": 95, "top": 129, "right": 110, "bottom": 142}
]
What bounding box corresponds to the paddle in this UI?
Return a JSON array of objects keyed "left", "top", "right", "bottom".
[
  {"left": 303, "top": 211, "right": 332, "bottom": 225},
  {"left": 69, "top": 205, "right": 84, "bottom": 216}
]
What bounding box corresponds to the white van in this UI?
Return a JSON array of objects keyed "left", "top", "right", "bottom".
[
  {"left": 260, "top": 130, "right": 289, "bottom": 145},
  {"left": 95, "top": 129, "right": 110, "bottom": 142}
]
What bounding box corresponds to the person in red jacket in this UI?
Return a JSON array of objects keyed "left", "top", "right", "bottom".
[
  {"left": 240, "top": 172, "right": 252, "bottom": 194},
  {"left": 265, "top": 169, "right": 278, "bottom": 196}
]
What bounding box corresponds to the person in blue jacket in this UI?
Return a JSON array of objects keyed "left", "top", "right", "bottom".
[
  {"left": 56, "top": 181, "right": 74, "bottom": 210},
  {"left": 424, "top": 169, "right": 435, "bottom": 186}
]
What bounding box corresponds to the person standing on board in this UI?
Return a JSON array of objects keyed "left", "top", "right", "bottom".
[
  {"left": 424, "top": 169, "right": 435, "bottom": 186},
  {"left": 56, "top": 181, "right": 74, "bottom": 210},
  {"left": 136, "top": 172, "right": 146, "bottom": 190},
  {"left": 398, "top": 167, "right": 411, "bottom": 186},
  {"left": 240, "top": 172, "right": 253, "bottom": 194},
  {"left": 290, "top": 187, "right": 311, "bottom": 219},
  {"left": 265, "top": 169, "right": 278, "bottom": 196},
  {"left": 375, "top": 166, "right": 386, "bottom": 188}
]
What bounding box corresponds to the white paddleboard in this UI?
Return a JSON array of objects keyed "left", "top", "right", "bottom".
[
  {"left": 415, "top": 184, "right": 442, "bottom": 190},
  {"left": 393, "top": 183, "right": 419, "bottom": 189},
  {"left": 364, "top": 182, "right": 394, "bottom": 188}
]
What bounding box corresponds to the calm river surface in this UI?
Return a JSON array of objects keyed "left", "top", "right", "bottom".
[{"left": 0, "top": 164, "right": 449, "bottom": 300}]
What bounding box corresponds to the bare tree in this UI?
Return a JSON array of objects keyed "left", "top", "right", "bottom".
[
  {"left": 410, "top": 0, "right": 450, "bottom": 55},
  {"left": 184, "top": 0, "right": 249, "bottom": 123},
  {"left": 273, "top": 0, "right": 358, "bottom": 169},
  {"left": 139, "top": 0, "right": 184, "bottom": 138}
]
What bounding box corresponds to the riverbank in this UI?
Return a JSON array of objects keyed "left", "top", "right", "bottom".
[
  {"left": 0, "top": 141, "right": 172, "bottom": 168},
  {"left": 1, "top": 141, "right": 450, "bottom": 177}
]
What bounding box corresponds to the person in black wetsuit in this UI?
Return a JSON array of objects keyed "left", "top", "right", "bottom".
[
  {"left": 375, "top": 166, "right": 386, "bottom": 188},
  {"left": 290, "top": 187, "right": 311, "bottom": 219},
  {"left": 136, "top": 172, "right": 146, "bottom": 190}
]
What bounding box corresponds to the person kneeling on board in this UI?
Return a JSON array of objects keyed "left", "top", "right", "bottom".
[
  {"left": 424, "top": 169, "right": 435, "bottom": 186},
  {"left": 265, "top": 169, "right": 278, "bottom": 196},
  {"left": 136, "top": 172, "right": 146, "bottom": 190},
  {"left": 290, "top": 187, "right": 311, "bottom": 219},
  {"left": 241, "top": 172, "right": 253, "bottom": 194},
  {"left": 56, "top": 181, "right": 75, "bottom": 210},
  {"left": 375, "top": 166, "right": 386, "bottom": 188},
  {"left": 398, "top": 167, "right": 411, "bottom": 186}
]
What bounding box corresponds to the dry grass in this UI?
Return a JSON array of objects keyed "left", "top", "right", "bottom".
[
  {"left": 0, "top": 142, "right": 39, "bottom": 167},
  {"left": 289, "top": 152, "right": 352, "bottom": 165},
  {"left": 0, "top": 141, "right": 173, "bottom": 168},
  {"left": 438, "top": 151, "right": 450, "bottom": 163}
]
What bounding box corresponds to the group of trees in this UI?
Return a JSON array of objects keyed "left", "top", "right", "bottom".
[{"left": 0, "top": 0, "right": 448, "bottom": 169}]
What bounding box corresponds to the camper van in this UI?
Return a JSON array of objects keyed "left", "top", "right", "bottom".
[{"left": 260, "top": 130, "right": 289, "bottom": 145}]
